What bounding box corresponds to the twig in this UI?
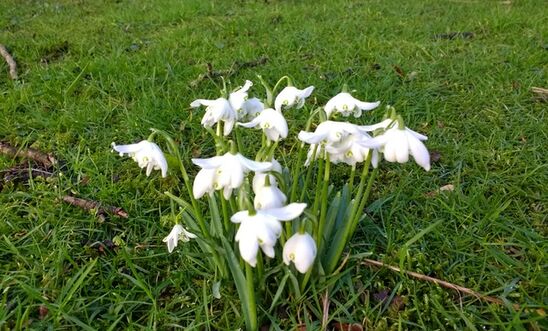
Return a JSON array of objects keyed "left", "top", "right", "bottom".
[
  {"left": 62, "top": 195, "right": 129, "bottom": 219},
  {"left": 0, "top": 141, "right": 57, "bottom": 168},
  {"left": 0, "top": 44, "right": 18, "bottom": 80},
  {"left": 531, "top": 87, "right": 548, "bottom": 101},
  {"left": 362, "top": 258, "right": 520, "bottom": 311},
  {"left": 321, "top": 289, "right": 330, "bottom": 330},
  {"left": 190, "top": 56, "right": 268, "bottom": 87},
  {"left": 1, "top": 165, "right": 53, "bottom": 182}
]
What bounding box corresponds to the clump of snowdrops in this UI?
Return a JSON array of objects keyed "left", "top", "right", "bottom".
[{"left": 112, "top": 76, "right": 431, "bottom": 330}]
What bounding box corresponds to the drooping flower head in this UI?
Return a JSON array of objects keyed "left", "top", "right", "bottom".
[
  {"left": 275, "top": 85, "right": 314, "bottom": 112},
  {"left": 324, "top": 92, "right": 380, "bottom": 118},
  {"left": 283, "top": 232, "right": 317, "bottom": 273},
  {"left": 299, "top": 121, "right": 380, "bottom": 166},
  {"left": 238, "top": 108, "right": 288, "bottom": 142},
  {"left": 252, "top": 158, "right": 283, "bottom": 193},
  {"left": 231, "top": 203, "right": 307, "bottom": 267},
  {"left": 112, "top": 140, "right": 168, "bottom": 177},
  {"left": 241, "top": 97, "right": 264, "bottom": 119},
  {"left": 191, "top": 97, "right": 236, "bottom": 136},
  {"left": 162, "top": 224, "right": 197, "bottom": 253},
  {"left": 229, "top": 80, "right": 253, "bottom": 120},
  {"left": 361, "top": 119, "right": 431, "bottom": 171},
  {"left": 192, "top": 152, "right": 272, "bottom": 199}
]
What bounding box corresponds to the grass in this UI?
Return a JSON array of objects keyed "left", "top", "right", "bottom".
[{"left": 1, "top": 0, "right": 547, "bottom": 329}]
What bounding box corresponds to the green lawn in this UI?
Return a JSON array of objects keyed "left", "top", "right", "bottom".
[{"left": 1, "top": 0, "right": 546, "bottom": 329}]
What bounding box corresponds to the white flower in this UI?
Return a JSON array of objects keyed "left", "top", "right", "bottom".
[
  {"left": 363, "top": 119, "right": 431, "bottom": 171},
  {"left": 283, "top": 232, "right": 317, "bottom": 273},
  {"left": 238, "top": 108, "right": 288, "bottom": 142},
  {"left": 231, "top": 203, "right": 307, "bottom": 267},
  {"left": 242, "top": 97, "right": 264, "bottom": 119},
  {"left": 162, "top": 224, "right": 197, "bottom": 253},
  {"left": 191, "top": 97, "right": 236, "bottom": 136},
  {"left": 252, "top": 159, "right": 282, "bottom": 193},
  {"left": 274, "top": 85, "right": 315, "bottom": 112},
  {"left": 254, "top": 185, "right": 287, "bottom": 210},
  {"left": 192, "top": 152, "right": 272, "bottom": 199},
  {"left": 229, "top": 80, "right": 253, "bottom": 120},
  {"left": 324, "top": 92, "right": 380, "bottom": 118},
  {"left": 326, "top": 133, "right": 380, "bottom": 167},
  {"left": 112, "top": 140, "right": 168, "bottom": 177},
  {"left": 192, "top": 168, "right": 217, "bottom": 199},
  {"left": 298, "top": 121, "right": 368, "bottom": 145}
]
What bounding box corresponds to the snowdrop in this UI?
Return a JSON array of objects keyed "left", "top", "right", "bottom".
[
  {"left": 283, "top": 232, "right": 317, "bottom": 273},
  {"left": 324, "top": 92, "right": 380, "bottom": 118},
  {"left": 112, "top": 140, "right": 168, "bottom": 177},
  {"left": 252, "top": 159, "right": 283, "bottom": 193},
  {"left": 298, "top": 121, "right": 370, "bottom": 145},
  {"left": 192, "top": 152, "right": 272, "bottom": 199},
  {"left": 275, "top": 85, "right": 314, "bottom": 112},
  {"left": 162, "top": 224, "right": 197, "bottom": 253},
  {"left": 254, "top": 184, "right": 287, "bottom": 210},
  {"left": 229, "top": 80, "right": 253, "bottom": 120},
  {"left": 326, "top": 133, "right": 380, "bottom": 167},
  {"left": 238, "top": 108, "right": 288, "bottom": 142},
  {"left": 231, "top": 203, "right": 307, "bottom": 267},
  {"left": 362, "top": 119, "right": 431, "bottom": 171},
  {"left": 190, "top": 97, "right": 236, "bottom": 136},
  {"left": 242, "top": 97, "right": 264, "bottom": 119}
]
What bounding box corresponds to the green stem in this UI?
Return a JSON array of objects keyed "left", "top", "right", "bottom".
[
  {"left": 348, "top": 164, "right": 356, "bottom": 194},
  {"left": 315, "top": 155, "right": 330, "bottom": 251},
  {"left": 272, "top": 75, "right": 292, "bottom": 96},
  {"left": 311, "top": 153, "right": 325, "bottom": 216},
  {"left": 245, "top": 264, "right": 258, "bottom": 331},
  {"left": 349, "top": 167, "right": 378, "bottom": 236},
  {"left": 220, "top": 194, "right": 230, "bottom": 233},
  {"left": 299, "top": 145, "right": 319, "bottom": 202},
  {"left": 290, "top": 143, "right": 306, "bottom": 202}
]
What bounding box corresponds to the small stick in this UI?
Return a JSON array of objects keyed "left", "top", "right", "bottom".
[
  {"left": 62, "top": 195, "right": 129, "bottom": 218},
  {"left": 362, "top": 258, "right": 520, "bottom": 310},
  {"left": 531, "top": 87, "right": 548, "bottom": 101},
  {"left": 0, "top": 142, "right": 57, "bottom": 168},
  {"left": 0, "top": 44, "right": 18, "bottom": 80},
  {"left": 321, "top": 289, "right": 330, "bottom": 330}
]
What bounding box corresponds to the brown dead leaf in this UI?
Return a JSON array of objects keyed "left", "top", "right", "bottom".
[
  {"left": 392, "top": 65, "right": 405, "bottom": 78},
  {"left": 430, "top": 150, "right": 442, "bottom": 163},
  {"left": 38, "top": 305, "right": 48, "bottom": 320},
  {"left": 426, "top": 184, "right": 454, "bottom": 197},
  {"left": 531, "top": 87, "right": 548, "bottom": 102}
]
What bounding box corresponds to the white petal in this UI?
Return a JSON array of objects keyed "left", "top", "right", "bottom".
[
  {"left": 359, "top": 119, "right": 394, "bottom": 132},
  {"left": 238, "top": 116, "right": 261, "bottom": 128},
  {"left": 112, "top": 142, "right": 142, "bottom": 155},
  {"left": 263, "top": 203, "right": 306, "bottom": 221},
  {"left": 299, "top": 86, "right": 314, "bottom": 99},
  {"left": 406, "top": 128, "right": 428, "bottom": 141},
  {"left": 238, "top": 236, "right": 259, "bottom": 267},
  {"left": 231, "top": 210, "right": 249, "bottom": 224},
  {"left": 223, "top": 119, "right": 235, "bottom": 136},
  {"left": 192, "top": 156, "right": 224, "bottom": 169},
  {"left": 190, "top": 99, "right": 215, "bottom": 108},
  {"left": 261, "top": 244, "right": 276, "bottom": 258},
  {"left": 236, "top": 154, "right": 272, "bottom": 172},
  {"left": 355, "top": 100, "right": 380, "bottom": 111},
  {"left": 407, "top": 132, "right": 431, "bottom": 171},
  {"left": 193, "top": 168, "right": 215, "bottom": 199}
]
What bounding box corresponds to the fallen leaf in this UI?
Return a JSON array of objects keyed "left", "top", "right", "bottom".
[
  {"left": 430, "top": 150, "right": 442, "bottom": 163},
  {"left": 38, "top": 305, "right": 48, "bottom": 320},
  {"left": 439, "top": 184, "right": 454, "bottom": 192}
]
